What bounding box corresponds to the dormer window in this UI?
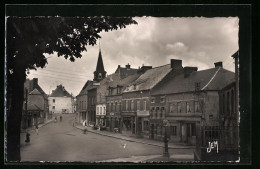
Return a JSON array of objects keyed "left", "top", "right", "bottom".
[{"left": 195, "top": 82, "right": 200, "bottom": 91}]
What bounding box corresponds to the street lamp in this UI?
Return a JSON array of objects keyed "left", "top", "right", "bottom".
[{"left": 163, "top": 119, "right": 170, "bottom": 158}]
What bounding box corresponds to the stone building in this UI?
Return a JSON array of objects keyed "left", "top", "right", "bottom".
[
  {"left": 48, "top": 84, "right": 74, "bottom": 114},
  {"left": 105, "top": 65, "right": 141, "bottom": 132},
  {"left": 22, "top": 78, "right": 49, "bottom": 129},
  {"left": 122, "top": 61, "right": 176, "bottom": 137},
  {"left": 151, "top": 61, "right": 235, "bottom": 145}
]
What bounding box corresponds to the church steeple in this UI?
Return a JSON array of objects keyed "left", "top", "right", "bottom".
[{"left": 93, "top": 41, "right": 106, "bottom": 82}]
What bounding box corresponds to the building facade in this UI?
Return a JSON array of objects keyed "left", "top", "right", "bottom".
[
  {"left": 48, "top": 85, "right": 74, "bottom": 114},
  {"left": 151, "top": 61, "right": 235, "bottom": 145},
  {"left": 22, "top": 78, "right": 49, "bottom": 129}
]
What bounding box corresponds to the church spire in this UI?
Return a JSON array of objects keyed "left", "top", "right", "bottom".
[{"left": 93, "top": 40, "right": 106, "bottom": 82}]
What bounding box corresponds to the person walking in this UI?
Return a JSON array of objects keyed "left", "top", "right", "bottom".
[
  {"left": 60, "top": 116, "right": 62, "bottom": 122},
  {"left": 54, "top": 117, "right": 57, "bottom": 123},
  {"left": 35, "top": 126, "right": 39, "bottom": 135},
  {"left": 25, "top": 131, "right": 30, "bottom": 144}
]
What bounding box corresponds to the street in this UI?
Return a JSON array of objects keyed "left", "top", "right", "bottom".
[{"left": 20, "top": 114, "right": 193, "bottom": 162}]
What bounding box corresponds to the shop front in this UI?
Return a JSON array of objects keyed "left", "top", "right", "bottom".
[
  {"left": 107, "top": 112, "right": 121, "bottom": 132},
  {"left": 136, "top": 110, "right": 150, "bottom": 138},
  {"left": 149, "top": 119, "right": 164, "bottom": 141},
  {"left": 121, "top": 112, "right": 136, "bottom": 135}
]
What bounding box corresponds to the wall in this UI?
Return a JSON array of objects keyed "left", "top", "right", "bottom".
[{"left": 49, "top": 96, "right": 73, "bottom": 114}]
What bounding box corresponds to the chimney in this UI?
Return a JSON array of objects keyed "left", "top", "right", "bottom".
[
  {"left": 141, "top": 65, "right": 152, "bottom": 73},
  {"left": 118, "top": 65, "right": 121, "bottom": 68},
  {"left": 171, "top": 59, "right": 182, "bottom": 69},
  {"left": 33, "top": 78, "right": 38, "bottom": 89},
  {"left": 126, "top": 63, "right": 131, "bottom": 69},
  {"left": 214, "top": 62, "right": 223, "bottom": 68},
  {"left": 184, "top": 67, "right": 198, "bottom": 78}
]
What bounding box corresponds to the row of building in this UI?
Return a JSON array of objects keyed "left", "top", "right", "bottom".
[
  {"left": 21, "top": 79, "right": 75, "bottom": 129},
  {"left": 75, "top": 49, "right": 239, "bottom": 147}
]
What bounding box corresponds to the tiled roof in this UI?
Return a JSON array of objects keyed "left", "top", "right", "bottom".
[
  {"left": 50, "top": 85, "right": 72, "bottom": 97},
  {"left": 124, "top": 64, "right": 172, "bottom": 92},
  {"left": 151, "top": 67, "right": 235, "bottom": 95}
]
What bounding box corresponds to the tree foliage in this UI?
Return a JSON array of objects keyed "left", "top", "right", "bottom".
[{"left": 6, "top": 16, "right": 137, "bottom": 162}]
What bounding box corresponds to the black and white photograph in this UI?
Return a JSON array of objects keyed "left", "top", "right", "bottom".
[{"left": 4, "top": 4, "right": 252, "bottom": 164}]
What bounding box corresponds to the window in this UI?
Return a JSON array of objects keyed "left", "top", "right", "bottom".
[
  {"left": 156, "top": 107, "right": 160, "bottom": 111},
  {"left": 131, "top": 100, "right": 134, "bottom": 110},
  {"left": 125, "top": 100, "right": 128, "bottom": 110},
  {"left": 186, "top": 102, "right": 191, "bottom": 113},
  {"left": 100, "top": 107, "right": 102, "bottom": 115},
  {"left": 160, "top": 96, "right": 165, "bottom": 103},
  {"left": 52, "top": 106, "right": 55, "bottom": 109},
  {"left": 144, "top": 101, "right": 147, "bottom": 111},
  {"left": 195, "top": 101, "right": 200, "bottom": 112},
  {"left": 169, "top": 103, "right": 175, "bottom": 113},
  {"left": 177, "top": 102, "right": 181, "bottom": 113},
  {"left": 53, "top": 99, "right": 55, "bottom": 103},
  {"left": 151, "top": 97, "right": 155, "bottom": 103},
  {"left": 151, "top": 107, "right": 155, "bottom": 111},
  {"left": 115, "top": 102, "right": 117, "bottom": 112},
  {"left": 161, "top": 107, "right": 165, "bottom": 111},
  {"left": 96, "top": 107, "right": 99, "bottom": 115},
  {"left": 107, "top": 103, "right": 110, "bottom": 112},
  {"left": 111, "top": 103, "right": 113, "bottom": 112},
  {"left": 170, "top": 126, "right": 177, "bottom": 136},
  {"left": 137, "top": 100, "right": 140, "bottom": 110}
]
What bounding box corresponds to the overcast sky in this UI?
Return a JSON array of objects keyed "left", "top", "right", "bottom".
[{"left": 27, "top": 17, "right": 239, "bottom": 96}]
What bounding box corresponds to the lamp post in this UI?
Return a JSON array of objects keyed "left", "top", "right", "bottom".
[{"left": 163, "top": 119, "right": 170, "bottom": 158}]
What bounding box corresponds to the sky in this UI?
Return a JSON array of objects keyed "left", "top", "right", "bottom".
[{"left": 27, "top": 17, "right": 239, "bottom": 96}]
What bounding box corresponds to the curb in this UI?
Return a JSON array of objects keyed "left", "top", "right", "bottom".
[{"left": 74, "top": 126, "right": 195, "bottom": 150}]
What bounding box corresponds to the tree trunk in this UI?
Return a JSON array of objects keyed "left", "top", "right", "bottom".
[{"left": 6, "top": 70, "right": 26, "bottom": 162}]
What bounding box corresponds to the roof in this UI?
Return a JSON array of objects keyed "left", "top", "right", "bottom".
[
  {"left": 50, "top": 85, "right": 72, "bottom": 97},
  {"left": 29, "top": 88, "right": 42, "bottom": 95},
  {"left": 151, "top": 67, "right": 235, "bottom": 95},
  {"left": 27, "top": 103, "right": 43, "bottom": 111},
  {"left": 24, "top": 78, "right": 48, "bottom": 100},
  {"left": 123, "top": 64, "right": 172, "bottom": 92},
  {"left": 115, "top": 66, "right": 139, "bottom": 79}
]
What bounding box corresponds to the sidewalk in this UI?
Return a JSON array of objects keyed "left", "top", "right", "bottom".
[
  {"left": 20, "top": 119, "right": 53, "bottom": 133},
  {"left": 74, "top": 124, "right": 195, "bottom": 150}
]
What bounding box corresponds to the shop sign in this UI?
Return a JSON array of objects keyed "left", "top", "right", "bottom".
[{"left": 137, "top": 110, "right": 149, "bottom": 117}]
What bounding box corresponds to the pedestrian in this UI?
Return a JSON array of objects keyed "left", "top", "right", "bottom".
[
  {"left": 35, "top": 126, "right": 39, "bottom": 135},
  {"left": 25, "top": 131, "right": 30, "bottom": 144},
  {"left": 60, "top": 116, "right": 62, "bottom": 122},
  {"left": 54, "top": 117, "right": 57, "bottom": 123}
]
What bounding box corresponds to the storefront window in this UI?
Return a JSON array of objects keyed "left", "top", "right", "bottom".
[
  {"left": 143, "top": 120, "right": 149, "bottom": 131},
  {"left": 170, "top": 126, "right": 177, "bottom": 136}
]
